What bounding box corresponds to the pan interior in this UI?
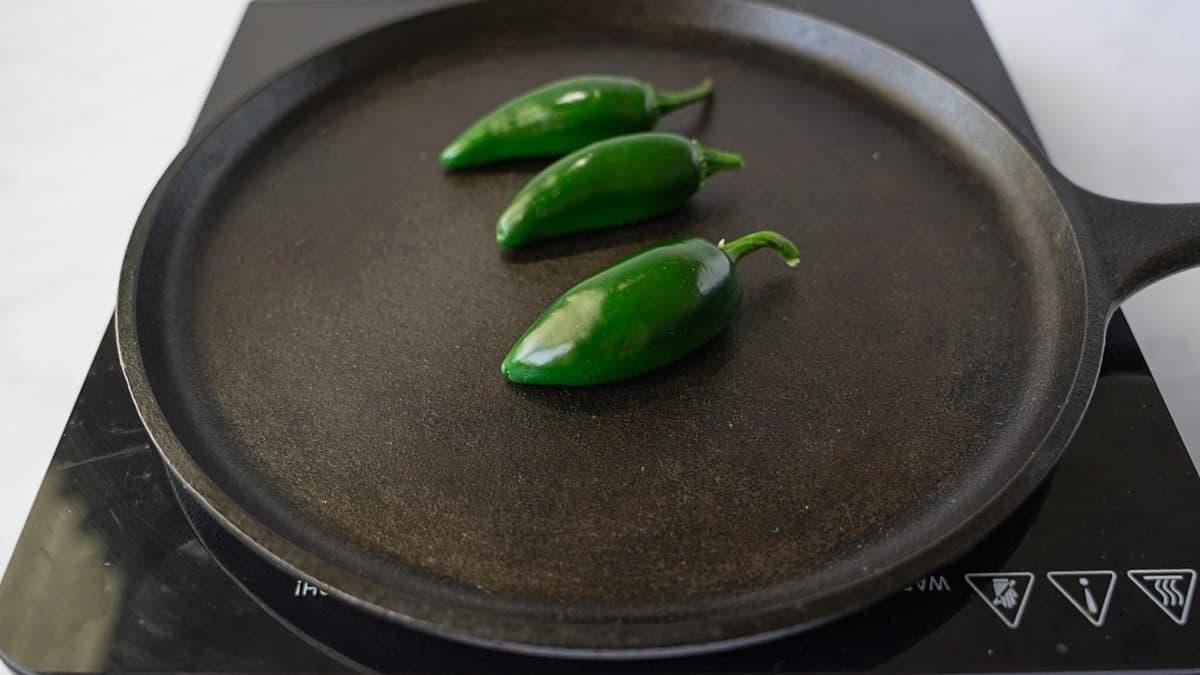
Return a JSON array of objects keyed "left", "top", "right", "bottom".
[{"left": 137, "top": 1, "right": 1084, "bottom": 626}]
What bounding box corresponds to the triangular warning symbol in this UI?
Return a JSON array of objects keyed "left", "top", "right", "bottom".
[
  {"left": 965, "top": 572, "right": 1035, "bottom": 628},
  {"left": 1048, "top": 571, "right": 1116, "bottom": 626},
  {"left": 1128, "top": 569, "right": 1196, "bottom": 625}
]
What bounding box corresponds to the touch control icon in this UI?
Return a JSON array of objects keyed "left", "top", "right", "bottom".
[
  {"left": 1128, "top": 569, "right": 1196, "bottom": 625},
  {"left": 1048, "top": 571, "right": 1116, "bottom": 626},
  {"left": 965, "top": 572, "right": 1035, "bottom": 628}
]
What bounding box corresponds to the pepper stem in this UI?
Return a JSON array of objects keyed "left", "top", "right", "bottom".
[
  {"left": 718, "top": 231, "right": 801, "bottom": 267},
  {"left": 651, "top": 77, "right": 714, "bottom": 115},
  {"left": 694, "top": 141, "right": 744, "bottom": 179}
]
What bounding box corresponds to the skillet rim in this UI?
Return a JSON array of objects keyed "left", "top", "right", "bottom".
[{"left": 115, "top": 0, "right": 1105, "bottom": 656}]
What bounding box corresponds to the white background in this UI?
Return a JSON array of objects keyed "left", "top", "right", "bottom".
[{"left": 1, "top": 0, "right": 1198, "bottom": 573}]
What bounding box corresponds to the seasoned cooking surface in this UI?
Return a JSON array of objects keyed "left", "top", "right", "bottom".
[{"left": 149, "top": 19, "right": 1070, "bottom": 614}]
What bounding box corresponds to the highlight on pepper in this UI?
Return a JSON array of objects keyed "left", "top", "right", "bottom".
[{"left": 501, "top": 231, "right": 800, "bottom": 386}]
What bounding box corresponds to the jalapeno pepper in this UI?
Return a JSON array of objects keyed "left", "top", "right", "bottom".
[
  {"left": 496, "top": 132, "right": 743, "bottom": 247},
  {"left": 501, "top": 231, "right": 800, "bottom": 385},
  {"left": 440, "top": 75, "right": 713, "bottom": 168}
]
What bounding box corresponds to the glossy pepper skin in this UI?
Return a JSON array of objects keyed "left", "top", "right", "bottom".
[
  {"left": 502, "top": 231, "right": 800, "bottom": 386},
  {"left": 496, "top": 132, "right": 743, "bottom": 247},
  {"left": 440, "top": 75, "right": 713, "bottom": 169}
]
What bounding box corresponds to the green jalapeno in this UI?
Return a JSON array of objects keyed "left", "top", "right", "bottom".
[
  {"left": 440, "top": 75, "right": 713, "bottom": 168},
  {"left": 501, "top": 231, "right": 800, "bottom": 385},
  {"left": 496, "top": 132, "right": 743, "bottom": 247}
]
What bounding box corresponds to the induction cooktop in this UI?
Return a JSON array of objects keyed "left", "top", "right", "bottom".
[{"left": 2, "top": 2, "right": 1198, "bottom": 673}]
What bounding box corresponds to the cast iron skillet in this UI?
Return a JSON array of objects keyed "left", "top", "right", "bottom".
[{"left": 116, "top": 0, "right": 1200, "bottom": 658}]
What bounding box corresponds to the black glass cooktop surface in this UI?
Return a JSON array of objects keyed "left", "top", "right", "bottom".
[{"left": 2, "top": 2, "right": 1198, "bottom": 672}]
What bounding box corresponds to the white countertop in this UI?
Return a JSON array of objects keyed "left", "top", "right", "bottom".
[{"left": 1, "top": 0, "right": 1198, "bottom": 573}]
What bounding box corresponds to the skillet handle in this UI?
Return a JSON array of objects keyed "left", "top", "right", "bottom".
[{"left": 1077, "top": 187, "right": 1200, "bottom": 304}]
